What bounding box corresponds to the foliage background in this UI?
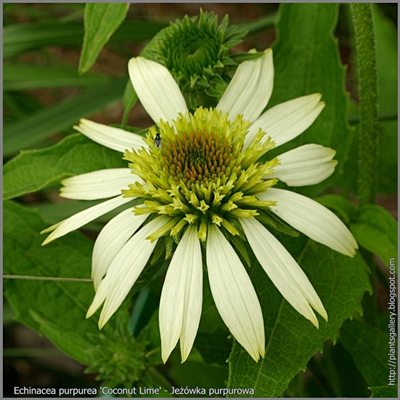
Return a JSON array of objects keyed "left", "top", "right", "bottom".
[{"left": 3, "top": 2, "right": 398, "bottom": 398}]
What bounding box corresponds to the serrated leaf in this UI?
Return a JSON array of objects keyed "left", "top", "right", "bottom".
[
  {"left": 268, "top": 3, "right": 354, "bottom": 198},
  {"left": 4, "top": 200, "right": 138, "bottom": 367},
  {"left": 79, "top": 3, "right": 129, "bottom": 74},
  {"left": 350, "top": 204, "right": 398, "bottom": 269},
  {"left": 3, "top": 200, "right": 98, "bottom": 363},
  {"left": 340, "top": 319, "right": 390, "bottom": 387},
  {"left": 3, "top": 134, "right": 126, "bottom": 200}
]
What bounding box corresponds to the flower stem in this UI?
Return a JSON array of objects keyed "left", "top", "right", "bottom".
[
  {"left": 351, "top": 4, "right": 380, "bottom": 329},
  {"left": 351, "top": 3, "right": 379, "bottom": 206}
]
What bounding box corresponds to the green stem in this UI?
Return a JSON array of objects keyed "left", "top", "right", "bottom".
[
  {"left": 351, "top": 3, "right": 379, "bottom": 206},
  {"left": 351, "top": 4, "right": 380, "bottom": 329}
]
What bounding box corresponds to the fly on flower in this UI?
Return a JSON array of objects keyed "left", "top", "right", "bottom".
[
  {"left": 154, "top": 131, "right": 162, "bottom": 148},
  {"left": 41, "top": 49, "right": 358, "bottom": 364}
]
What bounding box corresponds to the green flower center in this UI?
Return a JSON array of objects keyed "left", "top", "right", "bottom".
[
  {"left": 123, "top": 108, "right": 278, "bottom": 241},
  {"left": 161, "top": 127, "right": 240, "bottom": 191}
]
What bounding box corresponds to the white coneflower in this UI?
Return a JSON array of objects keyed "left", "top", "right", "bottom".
[{"left": 42, "top": 49, "right": 358, "bottom": 363}]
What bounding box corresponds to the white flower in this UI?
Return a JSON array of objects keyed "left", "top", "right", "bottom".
[{"left": 42, "top": 49, "right": 358, "bottom": 363}]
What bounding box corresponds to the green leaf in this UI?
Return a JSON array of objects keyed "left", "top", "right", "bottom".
[
  {"left": 287, "top": 340, "right": 369, "bottom": 397},
  {"left": 3, "top": 21, "right": 85, "bottom": 59},
  {"left": 3, "top": 64, "right": 112, "bottom": 90},
  {"left": 3, "top": 300, "right": 17, "bottom": 325},
  {"left": 228, "top": 239, "right": 370, "bottom": 397},
  {"left": 30, "top": 311, "right": 94, "bottom": 365},
  {"left": 168, "top": 354, "right": 228, "bottom": 394},
  {"left": 340, "top": 319, "right": 390, "bottom": 387},
  {"left": 4, "top": 200, "right": 160, "bottom": 382},
  {"left": 350, "top": 204, "right": 398, "bottom": 269},
  {"left": 79, "top": 3, "right": 129, "bottom": 74},
  {"left": 374, "top": 3, "right": 397, "bottom": 195},
  {"left": 3, "top": 134, "right": 126, "bottom": 200},
  {"left": 373, "top": 4, "right": 397, "bottom": 116},
  {"left": 194, "top": 275, "right": 231, "bottom": 366},
  {"left": 3, "top": 78, "right": 126, "bottom": 157},
  {"left": 195, "top": 329, "right": 232, "bottom": 365},
  {"left": 3, "top": 200, "right": 98, "bottom": 364},
  {"left": 4, "top": 19, "right": 166, "bottom": 59},
  {"left": 369, "top": 385, "right": 398, "bottom": 398},
  {"left": 4, "top": 91, "right": 42, "bottom": 121},
  {"left": 315, "top": 194, "right": 358, "bottom": 225},
  {"left": 376, "top": 121, "right": 398, "bottom": 194},
  {"left": 269, "top": 3, "right": 354, "bottom": 197}
]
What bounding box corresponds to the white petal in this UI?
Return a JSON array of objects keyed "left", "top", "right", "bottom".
[
  {"left": 87, "top": 216, "right": 169, "bottom": 327},
  {"left": 245, "top": 93, "right": 325, "bottom": 149},
  {"left": 206, "top": 224, "right": 265, "bottom": 361},
  {"left": 92, "top": 208, "right": 147, "bottom": 290},
  {"left": 41, "top": 195, "right": 133, "bottom": 245},
  {"left": 240, "top": 217, "right": 327, "bottom": 326},
  {"left": 74, "top": 119, "right": 145, "bottom": 153},
  {"left": 259, "top": 188, "right": 358, "bottom": 256},
  {"left": 60, "top": 168, "right": 141, "bottom": 200},
  {"left": 266, "top": 144, "right": 337, "bottom": 186},
  {"left": 128, "top": 57, "right": 187, "bottom": 125},
  {"left": 159, "top": 225, "right": 202, "bottom": 363},
  {"left": 217, "top": 49, "right": 273, "bottom": 123}
]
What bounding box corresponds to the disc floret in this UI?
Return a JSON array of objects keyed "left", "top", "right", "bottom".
[{"left": 122, "top": 108, "right": 278, "bottom": 241}]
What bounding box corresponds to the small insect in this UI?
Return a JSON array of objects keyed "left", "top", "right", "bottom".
[{"left": 154, "top": 132, "right": 162, "bottom": 148}]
